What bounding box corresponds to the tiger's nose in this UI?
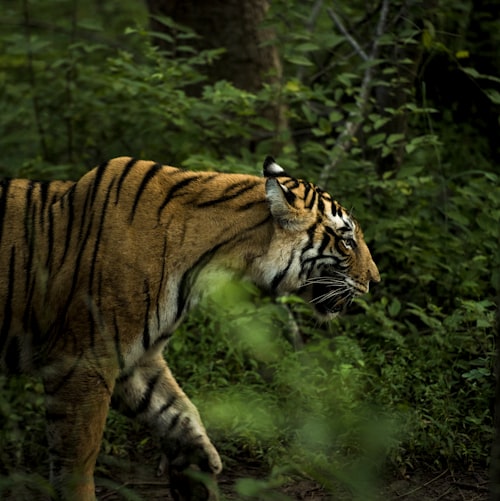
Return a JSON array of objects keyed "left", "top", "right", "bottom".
[{"left": 369, "top": 260, "right": 380, "bottom": 283}]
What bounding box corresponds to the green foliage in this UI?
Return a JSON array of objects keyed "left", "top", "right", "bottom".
[
  {"left": 0, "top": 2, "right": 271, "bottom": 178},
  {"left": 0, "top": 376, "right": 46, "bottom": 471},
  {"left": 0, "top": 376, "right": 51, "bottom": 499},
  {"left": 0, "top": 0, "right": 498, "bottom": 498}
]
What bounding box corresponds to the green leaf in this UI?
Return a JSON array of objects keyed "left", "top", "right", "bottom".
[
  {"left": 461, "top": 67, "right": 480, "bottom": 78},
  {"left": 388, "top": 299, "right": 401, "bottom": 317},
  {"left": 295, "top": 42, "right": 319, "bottom": 52},
  {"left": 367, "top": 132, "right": 386, "bottom": 146},
  {"left": 387, "top": 133, "right": 405, "bottom": 145},
  {"left": 484, "top": 89, "right": 500, "bottom": 104},
  {"left": 373, "top": 116, "right": 391, "bottom": 130},
  {"left": 329, "top": 110, "right": 343, "bottom": 122},
  {"left": 462, "top": 368, "right": 490, "bottom": 380},
  {"left": 285, "top": 54, "right": 313, "bottom": 66}
]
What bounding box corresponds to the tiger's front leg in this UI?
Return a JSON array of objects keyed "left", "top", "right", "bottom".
[{"left": 113, "top": 353, "right": 222, "bottom": 500}]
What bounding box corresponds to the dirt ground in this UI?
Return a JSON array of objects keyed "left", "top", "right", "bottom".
[{"left": 95, "top": 451, "right": 490, "bottom": 501}]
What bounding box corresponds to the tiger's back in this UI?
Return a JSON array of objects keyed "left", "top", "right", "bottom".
[{"left": 1, "top": 158, "right": 277, "bottom": 371}]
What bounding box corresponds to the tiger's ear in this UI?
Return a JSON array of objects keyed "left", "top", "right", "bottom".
[
  {"left": 265, "top": 177, "right": 307, "bottom": 230},
  {"left": 263, "top": 156, "right": 309, "bottom": 230},
  {"left": 263, "top": 156, "right": 288, "bottom": 178}
]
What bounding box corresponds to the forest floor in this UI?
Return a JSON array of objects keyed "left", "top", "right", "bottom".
[{"left": 95, "top": 448, "right": 490, "bottom": 501}]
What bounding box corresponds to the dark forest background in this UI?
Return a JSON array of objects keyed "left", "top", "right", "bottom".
[{"left": 0, "top": 0, "right": 499, "bottom": 499}]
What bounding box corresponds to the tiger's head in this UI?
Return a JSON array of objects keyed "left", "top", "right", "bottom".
[{"left": 261, "top": 157, "right": 380, "bottom": 320}]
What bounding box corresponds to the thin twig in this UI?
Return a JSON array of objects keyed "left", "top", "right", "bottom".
[
  {"left": 395, "top": 469, "right": 449, "bottom": 498},
  {"left": 307, "top": 0, "right": 325, "bottom": 31},
  {"left": 326, "top": 7, "right": 368, "bottom": 61},
  {"left": 319, "top": 0, "right": 390, "bottom": 185}
]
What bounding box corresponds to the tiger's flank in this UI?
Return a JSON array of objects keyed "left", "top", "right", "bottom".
[{"left": 0, "top": 156, "right": 379, "bottom": 500}]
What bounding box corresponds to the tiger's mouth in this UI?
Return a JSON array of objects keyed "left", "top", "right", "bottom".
[{"left": 300, "top": 275, "right": 366, "bottom": 319}]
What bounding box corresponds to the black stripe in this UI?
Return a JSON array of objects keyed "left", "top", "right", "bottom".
[
  {"left": 130, "top": 163, "right": 162, "bottom": 222},
  {"left": 38, "top": 181, "right": 49, "bottom": 230},
  {"left": 300, "top": 223, "right": 318, "bottom": 259},
  {"left": 59, "top": 190, "right": 66, "bottom": 210},
  {"left": 113, "top": 314, "right": 125, "bottom": 371},
  {"left": 116, "top": 368, "right": 132, "bottom": 385},
  {"left": 156, "top": 236, "right": 168, "bottom": 328},
  {"left": 134, "top": 372, "right": 160, "bottom": 415},
  {"left": 271, "top": 251, "right": 295, "bottom": 292},
  {"left": 331, "top": 202, "right": 339, "bottom": 218},
  {"left": 302, "top": 183, "right": 311, "bottom": 206},
  {"left": 176, "top": 244, "right": 223, "bottom": 321},
  {"left": 88, "top": 178, "right": 115, "bottom": 295},
  {"left": 236, "top": 199, "right": 267, "bottom": 212},
  {"left": 115, "top": 157, "right": 138, "bottom": 205},
  {"left": 317, "top": 194, "right": 325, "bottom": 213},
  {"left": 0, "top": 246, "right": 15, "bottom": 354},
  {"left": 168, "top": 412, "right": 181, "bottom": 432},
  {"left": 90, "top": 160, "right": 109, "bottom": 207},
  {"left": 23, "top": 277, "right": 37, "bottom": 335},
  {"left": 61, "top": 185, "right": 76, "bottom": 263},
  {"left": 46, "top": 201, "right": 55, "bottom": 270},
  {"left": 176, "top": 214, "right": 272, "bottom": 320},
  {"left": 158, "top": 395, "right": 177, "bottom": 416},
  {"left": 306, "top": 186, "right": 317, "bottom": 209},
  {"left": 283, "top": 187, "right": 297, "bottom": 205},
  {"left": 324, "top": 226, "right": 336, "bottom": 238},
  {"left": 78, "top": 182, "right": 93, "bottom": 243},
  {"left": 88, "top": 178, "right": 113, "bottom": 347},
  {"left": 61, "top": 213, "right": 94, "bottom": 321},
  {"left": 196, "top": 181, "right": 260, "bottom": 208},
  {"left": 0, "top": 180, "right": 11, "bottom": 247},
  {"left": 156, "top": 175, "right": 201, "bottom": 220},
  {"left": 283, "top": 179, "right": 300, "bottom": 189},
  {"left": 317, "top": 232, "right": 331, "bottom": 255},
  {"left": 142, "top": 279, "right": 152, "bottom": 350},
  {"left": 24, "top": 181, "right": 35, "bottom": 291},
  {"left": 150, "top": 332, "right": 173, "bottom": 351}
]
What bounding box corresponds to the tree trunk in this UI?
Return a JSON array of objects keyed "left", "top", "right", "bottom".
[{"left": 145, "top": 0, "right": 288, "bottom": 155}]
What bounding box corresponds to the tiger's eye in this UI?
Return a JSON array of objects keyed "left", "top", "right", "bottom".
[{"left": 343, "top": 238, "right": 356, "bottom": 249}]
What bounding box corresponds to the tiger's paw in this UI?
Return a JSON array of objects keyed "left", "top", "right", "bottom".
[
  {"left": 169, "top": 465, "right": 219, "bottom": 501},
  {"left": 163, "top": 438, "right": 222, "bottom": 501}
]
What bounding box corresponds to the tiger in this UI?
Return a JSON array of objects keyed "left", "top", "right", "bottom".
[{"left": 0, "top": 156, "right": 379, "bottom": 500}]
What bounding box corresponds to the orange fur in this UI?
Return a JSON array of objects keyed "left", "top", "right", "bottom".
[{"left": 0, "top": 157, "right": 379, "bottom": 500}]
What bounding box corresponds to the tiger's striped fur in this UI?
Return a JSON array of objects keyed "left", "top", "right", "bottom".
[{"left": 0, "top": 156, "right": 379, "bottom": 500}]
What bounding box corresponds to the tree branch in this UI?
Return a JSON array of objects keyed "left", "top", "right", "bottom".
[
  {"left": 319, "top": 0, "right": 390, "bottom": 185},
  {"left": 326, "top": 7, "right": 368, "bottom": 62}
]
